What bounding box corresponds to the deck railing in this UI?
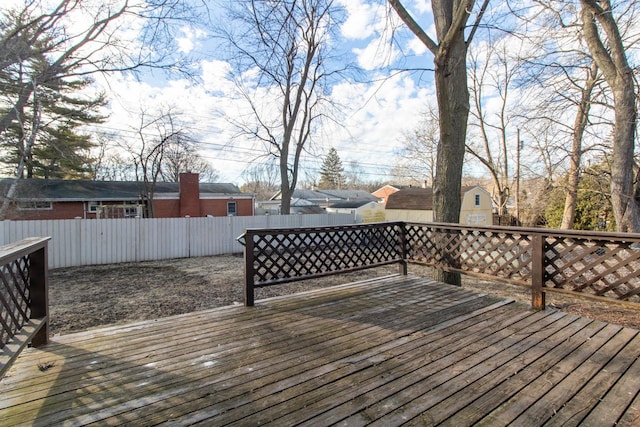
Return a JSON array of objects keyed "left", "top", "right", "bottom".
[
  {"left": 239, "top": 223, "right": 407, "bottom": 306},
  {"left": 0, "top": 237, "right": 50, "bottom": 377},
  {"left": 240, "top": 222, "right": 640, "bottom": 309}
]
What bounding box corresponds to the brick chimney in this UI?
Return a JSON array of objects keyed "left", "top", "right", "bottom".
[{"left": 179, "top": 172, "right": 200, "bottom": 217}]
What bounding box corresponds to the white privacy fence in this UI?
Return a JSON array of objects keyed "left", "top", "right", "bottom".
[{"left": 0, "top": 214, "right": 356, "bottom": 269}]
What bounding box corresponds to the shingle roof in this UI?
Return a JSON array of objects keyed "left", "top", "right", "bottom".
[
  {"left": 385, "top": 186, "right": 484, "bottom": 210},
  {"left": 386, "top": 188, "right": 435, "bottom": 210},
  {"left": 0, "top": 178, "right": 241, "bottom": 202}
]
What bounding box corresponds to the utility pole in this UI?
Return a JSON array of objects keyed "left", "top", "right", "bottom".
[{"left": 515, "top": 128, "right": 521, "bottom": 226}]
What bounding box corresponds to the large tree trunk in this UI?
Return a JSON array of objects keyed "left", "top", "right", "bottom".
[
  {"left": 433, "top": 39, "right": 469, "bottom": 225},
  {"left": 581, "top": 0, "right": 640, "bottom": 232},
  {"left": 389, "top": 0, "right": 483, "bottom": 286},
  {"left": 609, "top": 82, "right": 639, "bottom": 232},
  {"left": 432, "top": 28, "right": 469, "bottom": 286}
]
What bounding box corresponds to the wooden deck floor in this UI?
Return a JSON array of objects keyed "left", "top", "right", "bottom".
[{"left": 2, "top": 275, "right": 640, "bottom": 426}]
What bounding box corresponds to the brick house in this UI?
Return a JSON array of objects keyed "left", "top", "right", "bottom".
[{"left": 0, "top": 173, "right": 254, "bottom": 220}]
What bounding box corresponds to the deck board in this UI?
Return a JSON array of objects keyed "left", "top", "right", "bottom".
[{"left": 1, "top": 274, "right": 640, "bottom": 426}]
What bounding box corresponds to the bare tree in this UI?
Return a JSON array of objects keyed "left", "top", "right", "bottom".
[
  {"left": 559, "top": 63, "right": 601, "bottom": 228},
  {"left": 580, "top": 0, "right": 639, "bottom": 232},
  {"left": 512, "top": 1, "right": 610, "bottom": 230},
  {"left": 160, "top": 140, "right": 220, "bottom": 183},
  {"left": 395, "top": 107, "right": 439, "bottom": 187},
  {"left": 241, "top": 161, "right": 280, "bottom": 200},
  {"left": 466, "top": 42, "right": 520, "bottom": 217},
  {"left": 120, "top": 108, "right": 186, "bottom": 217},
  {"left": 389, "top": 1, "right": 488, "bottom": 222},
  {"left": 220, "top": 0, "right": 345, "bottom": 214},
  {"left": 388, "top": 0, "right": 488, "bottom": 285}
]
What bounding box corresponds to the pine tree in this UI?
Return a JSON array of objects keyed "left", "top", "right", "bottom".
[
  {"left": 318, "top": 147, "right": 345, "bottom": 189},
  {"left": 0, "top": 51, "right": 107, "bottom": 179}
]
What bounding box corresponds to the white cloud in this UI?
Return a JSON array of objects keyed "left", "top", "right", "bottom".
[
  {"left": 337, "top": 0, "right": 383, "bottom": 40},
  {"left": 325, "top": 74, "right": 434, "bottom": 172},
  {"left": 407, "top": 37, "right": 429, "bottom": 56},
  {"left": 353, "top": 38, "right": 399, "bottom": 70},
  {"left": 412, "top": 0, "right": 432, "bottom": 15},
  {"left": 201, "top": 60, "right": 235, "bottom": 95},
  {"left": 176, "top": 26, "right": 207, "bottom": 54}
]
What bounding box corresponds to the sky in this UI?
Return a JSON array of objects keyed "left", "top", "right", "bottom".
[
  {"left": 2, "top": 0, "right": 559, "bottom": 187},
  {"left": 91, "top": 0, "right": 441, "bottom": 185}
]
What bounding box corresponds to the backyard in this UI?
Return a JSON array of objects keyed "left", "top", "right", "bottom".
[{"left": 47, "top": 254, "right": 640, "bottom": 336}]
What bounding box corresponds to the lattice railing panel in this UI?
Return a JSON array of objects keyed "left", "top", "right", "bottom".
[
  {"left": 241, "top": 222, "right": 640, "bottom": 308},
  {"left": 246, "top": 223, "right": 404, "bottom": 287},
  {"left": 0, "top": 255, "right": 31, "bottom": 349},
  {"left": 544, "top": 236, "right": 640, "bottom": 302},
  {"left": 404, "top": 224, "right": 532, "bottom": 284}
]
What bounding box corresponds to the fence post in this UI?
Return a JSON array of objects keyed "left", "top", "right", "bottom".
[
  {"left": 29, "top": 243, "right": 49, "bottom": 346},
  {"left": 531, "top": 234, "right": 546, "bottom": 310},
  {"left": 243, "top": 231, "right": 256, "bottom": 307}
]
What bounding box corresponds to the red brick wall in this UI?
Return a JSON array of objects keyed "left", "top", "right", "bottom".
[
  {"left": 2, "top": 202, "right": 91, "bottom": 220},
  {"left": 153, "top": 200, "right": 180, "bottom": 218},
  {"left": 200, "top": 198, "right": 253, "bottom": 216}
]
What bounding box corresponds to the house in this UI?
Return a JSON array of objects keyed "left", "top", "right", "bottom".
[
  {"left": 385, "top": 186, "right": 493, "bottom": 225},
  {"left": 325, "top": 200, "right": 386, "bottom": 223},
  {"left": 259, "top": 188, "right": 380, "bottom": 214},
  {"left": 0, "top": 173, "right": 255, "bottom": 220},
  {"left": 372, "top": 184, "right": 414, "bottom": 206}
]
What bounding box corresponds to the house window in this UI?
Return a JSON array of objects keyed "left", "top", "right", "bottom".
[
  {"left": 123, "top": 206, "right": 140, "bottom": 218},
  {"left": 88, "top": 201, "right": 102, "bottom": 213},
  {"left": 17, "top": 201, "right": 52, "bottom": 210},
  {"left": 94, "top": 202, "right": 142, "bottom": 218},
  {"left": 474, "top": 194, "right": 481, "bottom": 207},
  {"left": 227, "top": 201, "right": 237, "bottom": 216}
]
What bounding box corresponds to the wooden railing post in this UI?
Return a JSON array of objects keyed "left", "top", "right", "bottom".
[
  {"left": 531, "top": 234, "right": 546, "bottom": 310},
  {"left": 397, "top": 222, "right": 408, "bottom": 275},
  {"left": 29, "top": 244, "right": 49, "bottom": 346},
  {"left": 243, "top": 231, "right": 256, "bottom": 307}
]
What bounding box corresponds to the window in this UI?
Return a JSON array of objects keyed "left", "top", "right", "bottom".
[
  {"left": 474, "top": 194, "right": 481, "bottom": 207},
  {"left": 17, "top": 201, "right": 52, "bottom": 210},
  {"left": 227, "top": 201, "right": 237, "bottom": 216},
  {"left": 88, "top": 201, "right": 102, "bottom": 213},
  {"left": 123, "top": 206, "right": 140, "bottom": 218},
  {"left": 93, "top": 202, "right": 143, "bottom": 218}
]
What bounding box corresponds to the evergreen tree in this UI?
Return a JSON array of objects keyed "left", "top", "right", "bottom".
[
  {"left": 0, "top": 9, "right": 107, "bottom": 179},
  {"left": 318, "top": 147, "right": 345, "bottom": 189}
]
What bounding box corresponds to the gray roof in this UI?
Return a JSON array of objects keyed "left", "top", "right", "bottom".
[
  {"left": 272, "top": 189, "right": 379, "bottom": 203},
  {"left": 0, "top": 178, "right": 242, "bottom": 202},
  {"left": 329, "top": 200, "right": 375, "bottom": 209}
]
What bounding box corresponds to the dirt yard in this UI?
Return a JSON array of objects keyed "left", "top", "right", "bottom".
[{"left": 48, "top": 255, "right": 640, "bottom": 336}]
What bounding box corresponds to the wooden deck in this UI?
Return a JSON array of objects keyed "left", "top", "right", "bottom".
[{"left": 2, "top": 275, "right": 640, "bottom": 426}]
